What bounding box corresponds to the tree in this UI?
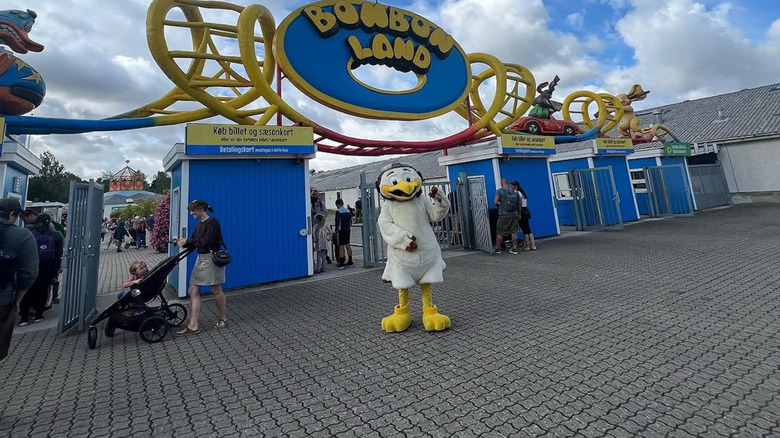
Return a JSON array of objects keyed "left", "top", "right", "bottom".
[
  {"left": 95, "top": 170, "right": 113, "bottom": 192},
  {"left": 149, "top": 193, "right": 170, "bottom": 253},
  {"left": 149, "top": 171, "right": 171, "bottom": 194},
  {"left": 109, "top": 198, "right": 159, "bottom": 222},
  {"left": 28, "top": 151, "right": 83, "bottom": 202}
]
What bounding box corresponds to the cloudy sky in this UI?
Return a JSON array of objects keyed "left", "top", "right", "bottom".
[{"left": 6, "top": 0, "right": 779, "bottom": 181}]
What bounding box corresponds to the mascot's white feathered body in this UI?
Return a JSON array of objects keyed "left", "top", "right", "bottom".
[{"left": 376, "top": 163, "right": 451, "bottom": 332}]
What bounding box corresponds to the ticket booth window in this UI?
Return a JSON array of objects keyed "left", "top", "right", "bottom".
[
  {"left": 630, "top": 170, "right": 647, "bottom": 194},
  {"left": 553, "top": 173, "right": 573, "bottom": 200}
]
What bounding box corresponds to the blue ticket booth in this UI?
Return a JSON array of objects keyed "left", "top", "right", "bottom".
[
  {"left": 439, "top": 135, "right": 560, "bottom": 239},
  {"left": 1, "top": 128, "right": 40, "bottom": 207},
  {"left": 163, "top": 124, "right": 316, "bottom": 297},
  {"left": 550, "top": 139, "right": 640, "bottom": 227}
]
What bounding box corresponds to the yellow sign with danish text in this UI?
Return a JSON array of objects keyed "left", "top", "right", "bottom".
[
  {"left": 594, "top": 138, "right": 634, "bottom": 155},
  {"left": 185, "top": 123, "right": 315, "bottom": 156},
  {"left": 499, "top": 133, "right": 556, "bottom": 156}
]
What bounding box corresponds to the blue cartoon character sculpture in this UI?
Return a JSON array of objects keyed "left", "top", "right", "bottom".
[
  {"left": 376, "top": 163, "right": 451, "bottom": 333},
  {"left": 0, "top": 9, "right": 45, "bottom": 115}
]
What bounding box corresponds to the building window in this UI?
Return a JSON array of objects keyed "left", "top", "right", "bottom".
[
  {"left": 630, "top": 170, "right": 647, "bottom": 193},
  {"left": 553, "top": 173, "right": 573, "bottom": 200}
]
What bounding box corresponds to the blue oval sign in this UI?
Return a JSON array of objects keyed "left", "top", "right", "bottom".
[{"left": 274, "top": 0, "right": 471, "bottom": 120}]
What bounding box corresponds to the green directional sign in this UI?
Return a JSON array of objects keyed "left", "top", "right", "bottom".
[{"left": 664, "top": 142, "right": 691, "bottom": 157}]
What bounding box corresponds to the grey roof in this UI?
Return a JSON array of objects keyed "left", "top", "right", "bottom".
[
  {"left": 313, "top": 83, "right": 780, "bottom": 182},
  {"left": 311, "top": 150, "right": 448, "bottom": 191},
  {"left": 104, "top": 190, "right": 162, "bottom": 206}
]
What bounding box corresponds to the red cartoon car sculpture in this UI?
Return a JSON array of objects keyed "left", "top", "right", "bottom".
[{"left": 507, "top": 116, "right": 582, "bottom": 136}]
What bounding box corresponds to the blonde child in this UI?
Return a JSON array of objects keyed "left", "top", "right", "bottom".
[
  {"left": 118, "top": 261, "right": 150, "bottom": 298},
  {"left": 313, "top": 213, "right": 330, "bottom": 273}
]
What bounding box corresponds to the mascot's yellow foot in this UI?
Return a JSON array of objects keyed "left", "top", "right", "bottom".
[
  {"left": 381, "top": 305, "right": 412, "bottom": 333},
  {"left": 422, "top": 306, "right": 451, "bottom": 332}
]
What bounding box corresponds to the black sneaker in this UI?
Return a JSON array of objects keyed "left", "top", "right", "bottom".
[
  {"left": 34, "top": 316, "right": 45, "bottom": 323},
  {"left": 19, "top": 320, "right": 29, "bottom": 327},
  {"left": 346, "top": 260, "right": 354, "bottom": 266}
]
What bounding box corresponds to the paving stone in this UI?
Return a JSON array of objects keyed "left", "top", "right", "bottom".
[{"left": 3, "top": 204, "right": 780, "bottom": 437}]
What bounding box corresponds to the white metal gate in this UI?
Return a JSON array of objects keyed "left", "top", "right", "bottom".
[{"left": 59, "top": 180, "right": 103, "bottom": 333}]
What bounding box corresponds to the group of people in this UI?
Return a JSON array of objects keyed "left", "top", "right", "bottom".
[
  {"left": 102, "top": 215, "right": 154, "bottom": 252},
  {"left": 493, "top": 178, "right": 537, "bottom": 254},
  {"left": 0, "top": 197, "right": 228, "bottom": 363},
  {"left": 1, "top": 199, "right": 65, "bottom": 361},
  {"left": 310, "top": 187, "right": 355, "bottom": 273}
]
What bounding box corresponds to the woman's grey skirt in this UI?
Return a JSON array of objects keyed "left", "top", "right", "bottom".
[{"left": 190, "top": 253, "right": 226, "bottom": 286}]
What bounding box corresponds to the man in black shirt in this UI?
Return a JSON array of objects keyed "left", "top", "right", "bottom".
[{"left": 334, "top": 199, "right": 354, "bottom": 269}]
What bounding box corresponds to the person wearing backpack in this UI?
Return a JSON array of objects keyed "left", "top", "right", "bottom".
[
  {"left": 493, "top": 178, "right": 522, "bottom": 254},
  {"left": 0, "top": 199, "right": 38, "bottom": 361},
  {"left": 18, "top": 214, "right": 63, "bottom": 326}
]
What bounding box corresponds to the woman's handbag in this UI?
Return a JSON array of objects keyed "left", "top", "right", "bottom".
[{"left": 212, "top": 243, "right": 231, "bottom": 267}]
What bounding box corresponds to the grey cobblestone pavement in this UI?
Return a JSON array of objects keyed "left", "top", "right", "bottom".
[{"left": 1, "top": 203, "right": 779, "bottom": 437}]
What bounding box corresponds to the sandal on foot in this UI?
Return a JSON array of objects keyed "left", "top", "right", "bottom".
[
  {"left": 214, "top": 319, "right": 227, "bottom": 329},
  {"left": 177, "top": 327, "right": 200, "bottom": 335}
]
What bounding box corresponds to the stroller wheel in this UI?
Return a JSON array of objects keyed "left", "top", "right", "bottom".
[
  {"left": 104, "top": 320, "right": 116, "bottom": 337},
  {"left": 87, "top": 326, "right": 97, "bottom": 349},
  {"left": 139, "top": 316, "right": 169, "bottom": 343},
  {"left": 165, "top": 303, "right": 188, "bottom": 327},
  {"left": 124, "top": 243, "right": 130, "bottom": 249}
]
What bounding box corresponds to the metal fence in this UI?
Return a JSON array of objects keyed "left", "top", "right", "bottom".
[
  {"left": 689, "top": 163, "right": 731, "bottom": 210},
  {"left": 59, "top": 180, "right": 103, "bottom": 333},
  {"left": 644, "top": 164, "right": 694, "bottom": 217},
  {"left": 570, "top": 167, "right": 623, "bottom": 231}
]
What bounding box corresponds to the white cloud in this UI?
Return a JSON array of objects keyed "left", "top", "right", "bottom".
[
  {"left": 602, "top": 0, "right": 780, "bottom": 105},
  {"left": 566, "top": 12, "right": 585, "bottom": 28},
  {"left": 6, "top": 0, "right": 779, "bottom": 179}
]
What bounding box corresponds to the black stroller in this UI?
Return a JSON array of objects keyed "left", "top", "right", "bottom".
[
  {"left": 124, "top": 228, "right": 138, "bottom": 249},
  {"left": 87, "top": 247, "right": 193, "bottom": 349}
]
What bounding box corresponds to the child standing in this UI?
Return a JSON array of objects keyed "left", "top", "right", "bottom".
[{"left": 313, "top": 213, "right": 330, "bottom": 273}]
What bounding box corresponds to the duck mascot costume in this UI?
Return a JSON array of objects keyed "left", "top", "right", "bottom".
[{"left": 376, "top": 162, "right": 451, "bottom": 333}]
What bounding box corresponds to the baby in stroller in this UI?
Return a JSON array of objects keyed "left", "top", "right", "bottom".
[{"left": 118, "top": 261, "right": 150, "bottom": 315}]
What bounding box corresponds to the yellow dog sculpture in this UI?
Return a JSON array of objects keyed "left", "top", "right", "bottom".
[{"left": 375, "top": 163, "right": 451, "bottom": 332}]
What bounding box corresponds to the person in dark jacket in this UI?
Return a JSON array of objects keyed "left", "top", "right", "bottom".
[
  {"left": 176, "top": 200, "right": 227, "bottom": 335},
  {"left": 0, "top": 198, "right": 39, "bottom": 362},
  {"left": 18, "top": 214, "right": 63, "bottom": 325}
]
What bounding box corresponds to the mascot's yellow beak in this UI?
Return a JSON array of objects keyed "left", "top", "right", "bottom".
[{"left": 381, "top": 178, "right": 422, "bottom": 201}]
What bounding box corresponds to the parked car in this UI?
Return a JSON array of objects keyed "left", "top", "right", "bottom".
[{"left": 508, "top": 116, "right": 582, "bottom": 136}]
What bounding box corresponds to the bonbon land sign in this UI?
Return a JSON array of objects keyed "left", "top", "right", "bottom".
[
  {"left": 274, "top": 0, "right": 471, "bottom": 120},
  {"left": 185, "top": 124, "right": 315, "bottom": 155}
]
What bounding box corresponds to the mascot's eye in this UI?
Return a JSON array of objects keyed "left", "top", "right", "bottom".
[
  {"left": 406, "top": 177, "right": 412, "bottom": 182},
  {"left": 391, "top": 179, "right": 398, "bottom": 185}
]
